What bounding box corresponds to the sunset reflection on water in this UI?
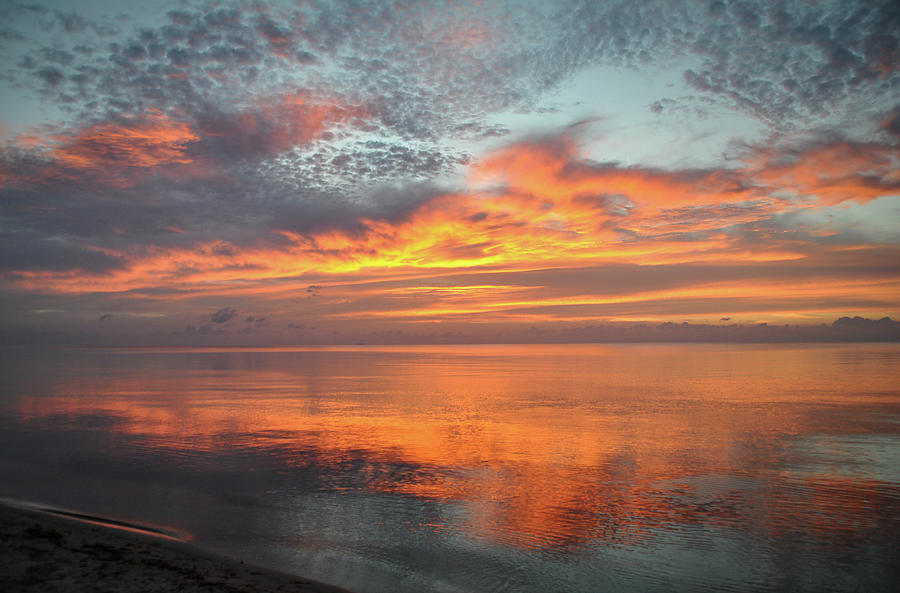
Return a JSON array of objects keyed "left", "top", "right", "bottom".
[{"left": 2, "top": 344, "right": 899, "bottom": 592}]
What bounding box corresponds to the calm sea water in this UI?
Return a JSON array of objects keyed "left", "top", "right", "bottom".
[{"left": 1, "top": 344, "right": 899, "bottom": 592}]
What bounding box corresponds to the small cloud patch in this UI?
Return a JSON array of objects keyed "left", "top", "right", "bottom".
[{"left": 209, "top": 307, "right": 237, "bottom": 323}]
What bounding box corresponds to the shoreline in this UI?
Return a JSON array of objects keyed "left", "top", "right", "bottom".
[{"left": 0, "top": 500, "right": 354, "bottom": 593}]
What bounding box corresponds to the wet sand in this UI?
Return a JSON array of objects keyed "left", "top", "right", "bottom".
[{"left": 0, "top": 502, "right": 354, "bottom": 593}]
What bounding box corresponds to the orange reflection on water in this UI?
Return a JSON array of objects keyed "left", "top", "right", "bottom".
[{"left": 15, "top": 345, "right": 900, "bottom": 552}]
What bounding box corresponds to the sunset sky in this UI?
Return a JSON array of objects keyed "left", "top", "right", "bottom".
[{"left": 1, "top": 0, "right": 898, "bottom": 345}]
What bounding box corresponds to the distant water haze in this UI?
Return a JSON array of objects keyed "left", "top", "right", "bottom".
[{"left": 1, "top": 344, "right": 898, "bottom": 592}]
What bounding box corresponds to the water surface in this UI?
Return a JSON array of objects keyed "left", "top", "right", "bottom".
[{"left": 1, "top": 344, "right": 898, "bottom": 592}]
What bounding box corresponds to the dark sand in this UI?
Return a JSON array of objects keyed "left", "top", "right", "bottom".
[{"left": 0, "top": 502, "right": 354, "bottom": 593}]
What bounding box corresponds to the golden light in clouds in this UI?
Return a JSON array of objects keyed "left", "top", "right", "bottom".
[
  {"left": 4, "top": 127, "right": 899, "bottom": 332},
  {"left": 7, "top": 135, "right": 791, "bottom": 289}
]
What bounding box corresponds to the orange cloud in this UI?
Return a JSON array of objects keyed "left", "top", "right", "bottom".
[
  {"left": 5, "top": 133, "right": 898, "bottom": 331},
  {"left": 0, "top": 114, "right": 198, "bottom": 188},
  {"left": 51, "top": 111, "right": 199, "bottom": 171},
  {"left": 474, "top": 135, "right": 900, "bottom": 215},
  {"left": 323, "top": 276, "right": 900, "bottom": 322},
  {"left": 746, "top": 140, "right": 900, "bottom": 205},
  {"left": 471, "top": 138, "right": 763, "bottom": 214},
  {"left": 1, "top": 93, "right": 369, "bottom": 190},
  {"left": 0, "top": 140, "right": 827, "bottom": 296}
]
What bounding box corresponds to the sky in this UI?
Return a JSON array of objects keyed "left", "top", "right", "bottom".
[{"left": 1, "top": 0, "right": 899, "bottom": 345}]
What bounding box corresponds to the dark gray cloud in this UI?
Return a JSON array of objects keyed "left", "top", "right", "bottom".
[
  {"left": 563, "top": 0, "right": 898, "bottom": 127},
  {"left": 10, "top": 1, "right": 893, "bottom": 156},
  {"left": 4, "top": 1, "right": 560, "bottom": 149},
  {"left": 8, "top": 315, "right": 896, "bottom": 346},
  {"left": 881, "top": 105, "right": 900, "bottom": 137},
  {"left": 831, "top": 316, "right": 900, "bottom": 340},
  {"left": 8, "top": 0, "right": 896, "bottom": 158},
  {"left": 0, "top": 1, "right": 46, "bottom": 30},
  {"left": 547, "top": 317, "right": 900, "bottom": 343},
  {"left": 0, "top": 229, "right": 125, "bottom": 275},
  {"left": 209, "top": 307, "right": 237, "bottom": 323},
  {"left": 52, "top": 9, "right": 88, "bottom": 34},
  {"left": 0, "top": 140, "right": 453, "bottom": 275}
]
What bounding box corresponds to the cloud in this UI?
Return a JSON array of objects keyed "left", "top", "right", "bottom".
[
  {"left": 471, "top": 136, "right": 760, "bottom": 213},
  {"left": 2, "top": 95, "right": 369, "bottom": 189},
  {"left": 192, "top": 91, "right": 368, "bottom": 162},
  {"left": 744, "top": 137, "right": 900, "bottom": 205},
  {"left": 5, "top": 1, "right": 895, "bottom": 208},
  {"left": 209, "top": 307, "right": 237, "bottom": 323},
  {"left": 0, "top": 229, "right": 126, "bottom": 275},
  {"left": 53, "top": 9, "right": 89, "bottom": 34},
  {"left": 671, "top": 1, "right": 897, "bottom": 125},
  {"left": 3, "top": 126, "right": 897, "bottom": 295},
  {"left": 6, "top": 1, "right": 896, "bottom": 137},
  {"left": 51, "top": 111, "right": 199, "bottom": 173},
  {"left": 831, "top": 316, "right": 900, "bottom": 340},
  {"left": 1, "top": 1, "right": 898, "bottom": 343},
  {"left": 547, "top": 317, "right": 900, "bottom": 343},
  {"left": 880, "top": 105, "right": 900, "bottom": 137}
]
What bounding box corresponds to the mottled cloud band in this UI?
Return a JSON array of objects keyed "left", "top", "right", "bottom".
[{"left": 1, "top": 0, "right": 898, "bottom": 344}]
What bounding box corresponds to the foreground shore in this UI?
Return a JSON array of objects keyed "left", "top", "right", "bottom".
[{"left": 0, "top": 502, "right": 353, "bottom": 593}]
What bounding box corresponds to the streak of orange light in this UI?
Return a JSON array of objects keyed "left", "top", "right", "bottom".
[{"left": 323, "top": 278, "right": 900, "bottom": 320}]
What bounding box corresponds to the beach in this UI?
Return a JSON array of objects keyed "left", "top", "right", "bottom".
[{"left": 0, "top": 502, "right": 353, "bottom": 593}]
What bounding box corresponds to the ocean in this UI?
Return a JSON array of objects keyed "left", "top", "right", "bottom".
[{"left": 1, "top": 344, "right": 898, "bottom": 592}]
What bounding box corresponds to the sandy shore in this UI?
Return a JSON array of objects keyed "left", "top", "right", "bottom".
[{"left": 0, "top": 501, "right": 354, "bottom": 593}]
